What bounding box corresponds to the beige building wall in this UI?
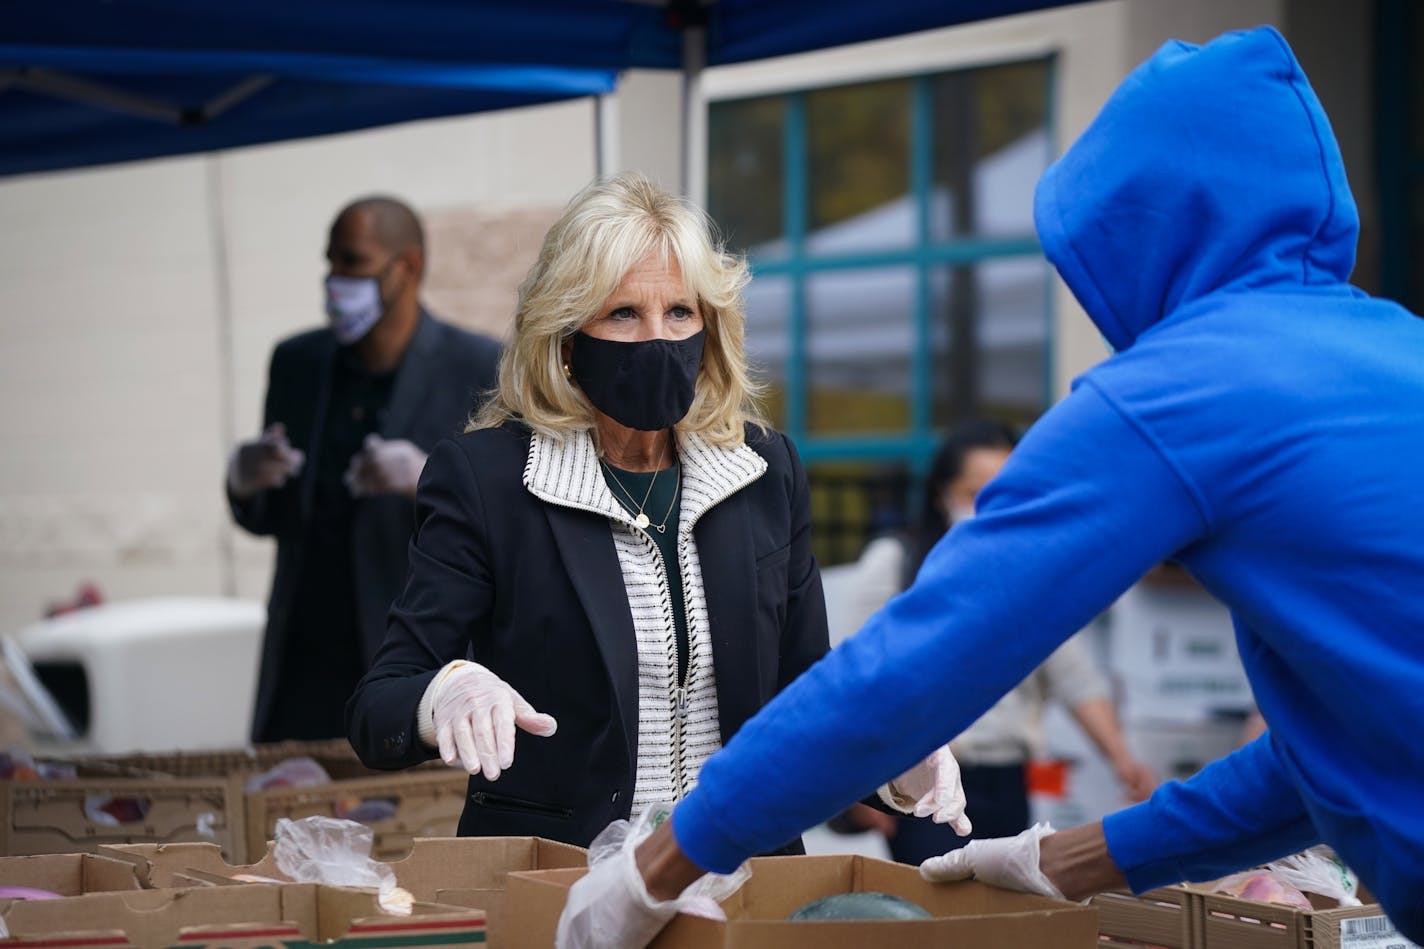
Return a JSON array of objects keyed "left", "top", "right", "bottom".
[{"left": 0, "top": 98, "right": 599, "bottom": 635}]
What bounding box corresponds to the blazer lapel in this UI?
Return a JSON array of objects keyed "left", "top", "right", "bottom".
[
  {"left": 692, "top": 492, "right": 763, "bottom": 743},
  {"left": 524, "top": 430, "right": 642, "bottom": 772},
  {"left": 542, "top": 505, "right": 640, "bottom": 769},
  {"left": 380, "top": 309, "right": 440, "bottom": 440},
  {"left": 677, "top": 431, "right": 769, "bottom": 744},
  {"left": 297, "top": 334, "right": 338, "bottom": 524}
]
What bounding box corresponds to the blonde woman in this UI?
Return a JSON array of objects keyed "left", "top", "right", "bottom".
[{"left": 347, "top": 173, "right": 837, "bottom": 851}]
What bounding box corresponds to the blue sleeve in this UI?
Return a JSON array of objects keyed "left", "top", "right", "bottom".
[
  {"left": 1105, "top": 732, "right": 1320, "bottom": 890},
  {"left": 674, "top": 382, "right": 1211, "bottom": 872}
]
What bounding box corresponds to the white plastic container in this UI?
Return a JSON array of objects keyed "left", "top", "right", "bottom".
[{"left": 7, "top": 597, "right": 264, "bottom": 754}]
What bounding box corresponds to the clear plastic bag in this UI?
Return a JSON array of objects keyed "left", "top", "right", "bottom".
[
  {"left": 245, "top": 756, "right": 331, "bottom": 792},
  {"left": 1212, "top": 847, "right": 1362, "bottom": 910},
  {"left": 1265, "top": 847, "right": 1361, "bottom": 906},
  {"left": 271, "top": 815, "right": 412, "bottom": 914}
]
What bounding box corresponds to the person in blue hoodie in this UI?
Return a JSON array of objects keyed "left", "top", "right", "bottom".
[{"left": 554, "top": 25, "right": 1424, "bottom": 948}]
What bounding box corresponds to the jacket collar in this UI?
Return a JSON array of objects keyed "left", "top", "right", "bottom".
[
  {"left": 522, "top": 426, "right": 767, "bottom": 528},
  {"left": 381, "top": 308, "right": 439, "bottom": 440}
]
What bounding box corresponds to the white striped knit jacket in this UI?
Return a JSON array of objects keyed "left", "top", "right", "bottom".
[{"left": 418, "top": 425, "right": 768, "bottom": 819}]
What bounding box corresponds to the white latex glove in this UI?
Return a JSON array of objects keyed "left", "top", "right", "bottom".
[
  {"left": 227, "top": 422, "right": 305, "bottom": 498},
  {"left": 344, "top": 434, "right": 427, "bottom": 498},
  {"left": 879, "top": 744, "right": 972, "bottom": 835},
  {"left": 919, "top": 822, "right": 1065, "bottom": 898},
  {"left": 556, "top": 805, "right": 748, "bottom": 949},
  {"left": 421, "top": 661, "right": 558, "bottom": 781}
]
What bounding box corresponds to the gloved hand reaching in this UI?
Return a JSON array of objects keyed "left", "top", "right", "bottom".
[
  {"left": 919, "top": 822, "right": 1064, "bottom": 898},
  {"left": 419, "top": 660, "right": 558, "bottom": 780},
  {"left": 227, "top": 422, "right": 305, "bottom": 499},
  {"left": 556, "top": 804, "right": 748, "bottom": 949},
  {"left": 344, "top": 434, "right": 427, "bottom": 498},
  {"left": 879, "top": 744, "right": 973, "bottom": 835}
]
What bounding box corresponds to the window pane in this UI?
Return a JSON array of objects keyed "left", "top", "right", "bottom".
[
  {"left": 931, "top": 256, "right": 1050, "bottom": 427},
  {"left": 931, "top": 60, "right": 1050, "bottom": 241},
  {"left": 743, "top": 273, "right": 791, "bottom": 429},
  {"left": 805, "top": 267, "right": 914, "bottom": 435},
  {"left": 806, "top": 78, "right": 913, "bottom": 254},
  {"left": 708, "top": 96, "right": 787, "bottom": 257},
  {"left": 807, "top": 460, "right": 913, "bottom": 568}
]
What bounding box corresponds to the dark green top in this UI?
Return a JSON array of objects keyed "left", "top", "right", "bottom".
[{"left": 601, "top": 460, "right": 688, "bottom": 684}]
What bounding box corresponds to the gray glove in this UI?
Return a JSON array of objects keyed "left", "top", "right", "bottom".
[{"left": 227, "top": 422, "right": 304, "bottom": 498}]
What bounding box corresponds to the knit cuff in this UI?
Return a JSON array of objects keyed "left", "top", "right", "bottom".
[
  {"left": 876, "top": 782, "right": 917, "bottom": 814},
  {"left": 416, "top": 660, "right": 469, "bottom": 749}
]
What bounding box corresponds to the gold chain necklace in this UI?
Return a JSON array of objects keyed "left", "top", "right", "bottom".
[
  {"left": 644, "top": 464, "right": 681, "bottom": 534},
  {"left": 601, "top": 441, "right": 667, "bottom": 531}
]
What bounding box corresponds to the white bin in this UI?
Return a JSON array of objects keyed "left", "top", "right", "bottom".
[{"left": 7, "top": 597, "right": 264, "bottom": 754}]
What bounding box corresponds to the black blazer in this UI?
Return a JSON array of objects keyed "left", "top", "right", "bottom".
[
  {"left": 230, "top": 311, "right": 501, "bottom": 741},
  {"left": 346, "top": 421, "right": 830, "bottom": 848}
]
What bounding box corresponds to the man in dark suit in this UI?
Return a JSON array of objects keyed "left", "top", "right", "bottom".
[{"left": 226, "top": 196, "right": 501, "bottom": 742}]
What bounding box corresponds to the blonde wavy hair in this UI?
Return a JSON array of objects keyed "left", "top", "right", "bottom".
[{"left": 470, "top": 172, "right": 767, "bottom": 447}]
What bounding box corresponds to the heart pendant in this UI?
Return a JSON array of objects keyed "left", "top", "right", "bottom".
[{"left": 634, "top": 513, "right": 650, "bottom": 529}]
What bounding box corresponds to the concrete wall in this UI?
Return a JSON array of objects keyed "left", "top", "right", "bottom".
[{"left": 0, "top": 99, "right": 598, "bottom": 635}]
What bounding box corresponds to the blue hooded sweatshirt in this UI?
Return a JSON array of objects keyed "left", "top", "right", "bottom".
[{"left": 672, "top": 26, "right": 1424, "bottom": 939}]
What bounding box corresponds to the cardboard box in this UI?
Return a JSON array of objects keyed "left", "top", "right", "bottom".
[
  {"left": 1, "top": 740, "right": 470, "bottom": 863},
  {"left": 1093, "top": 886, "right": 1196, "bottom": 949},
  {"left": 104, "top": 738, "right": 470, "bottom": 862},
  {"left": 1093, "top": 882, "right": 1422, "bottom": 949},
  {"left": 105, "top": 836, "right": 585, "bottom": 948},
  {"left": 0, "top": 852, "right": 144, "bottom": 896},
  {"left": 503, "top": 853, "right": 1098, "bottom": 949},
  {"left": 0, "top": 773, "right": 247, "bottom": 860},
  {"left": 1193, "top": 885, "right": 1417, "bottom": 949},
  {"left": 0, "top": 882, "right": 486, "bottom": 949},
  {"left": 242, "top": 759, "right": 469, "bottom": 864}
]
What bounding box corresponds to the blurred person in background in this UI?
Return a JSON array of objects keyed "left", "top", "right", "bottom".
[
  {"left": 834, "top": 419, "right": 1157, "bottom": 865},
  {"left": 556, "top": 27, "right": 1424, "bottom": 947},
  {"left": 226, "top": 196, "right": 501, "bottom": 743},
  {"left": 346, "top": 173, "right": 967, "bottom": 849}
]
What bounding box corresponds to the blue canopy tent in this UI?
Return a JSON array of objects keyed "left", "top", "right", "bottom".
[{"left": 1, "top": 0, "right": 1084, "bottom": 178}]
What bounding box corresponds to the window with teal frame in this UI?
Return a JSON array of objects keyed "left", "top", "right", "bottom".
[{"left": 709, "top": 57, "right": 1056, "bottom": 564}]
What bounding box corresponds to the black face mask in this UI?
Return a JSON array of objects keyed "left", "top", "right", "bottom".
[{"left": 569, "top": 328, "right": 706, "bottom": 431}]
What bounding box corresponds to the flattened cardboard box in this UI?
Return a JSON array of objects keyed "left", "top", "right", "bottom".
[
  {"left": 103, "top": 836, "right": 584, "bottom": 949},
  {"left": 0, "top": 852, "right": 144, "bottom": 897},
  {"left": 504, "top": 853, "right": 1097, "bottom": 949},
  {"left": 0, "top": 881, "right": 486, "bottom": 949}
]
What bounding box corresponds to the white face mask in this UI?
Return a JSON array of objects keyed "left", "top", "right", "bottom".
[{"left": 325, "top": 274, "right": 384, "bottom": 345}]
